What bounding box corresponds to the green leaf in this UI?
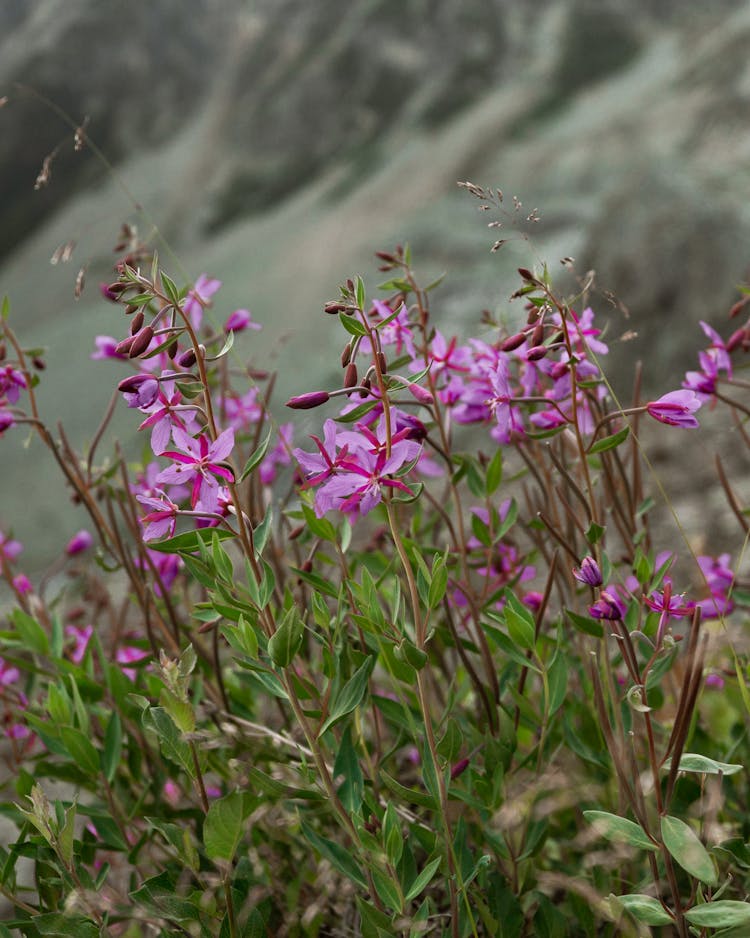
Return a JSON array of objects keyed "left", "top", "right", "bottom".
[
  {"left": 1, "top": 296, "right": 9, "bottom": 320},
  {"left": 564, "top": 609, "right": 604, "bottom": 638},
  {"left": 130, "top": 870, "right": 202, "bottom": 922},
  {"left": 320, "top": 656, "right": 375, "bottom": 736},
  {"left": 339, "top": 311, "right": 367, "bottom": 337},
  {"left": 662, "top": 753, "right": 743, "bottom": 776},
  {"left": 300, "top": 820, "right": 367, "bottom": 888},
  {"left": 485, "top": 449, "right": 503, "bottom": 495},
  {"left": 546, "top": 653, "right": 568, "bottom": 716},
  {"left": 611, "top": 894, "right": 674, "bottom": 926},
  {"left": 585, "top": 521, "right": 605, "bottom": 545},
  {"left": 25, "top": 913, "right": 100, "bottom": 937},
  {"left": 583, "top": 811, "right": 657, "bottom": 851},
  {"left": 505, "top": 604, "right": 535, "bottom": 652},
  {"left": 148, "top": 527, "right": 235, "bottom": 555},
  {"left": 333, "top": 727, "right": 364, "bottom": 814},
  {"left": 404, "top": 855, "right": 442, "bottom": 902},
  {"left": 661, "top": 815, "right": 717, "bottom": 885},
  {"left": 142, "top": 707, "right": 195, "bottom": 777},
  {"left": 58, "top": 727, "right": 100, "bottom": 775},
  {"left": 355, "top": 276, "right": 366, "bottom": 311},
  {"left": 10, "top": 609, "right": 49, "bottom": 655},
  {"left": 383, "top": 802, "right": 403, "bottom": 867},
  {"left": 428, "top": 554, "right": 448, "bottom": 609},
  {"left": 267, "top": 606, "right": 304, "bottom": 668},
  {"left": 204, "top": 791, "right": 249, "bottom": 862},
  {"left": 238, "top": 428, "right": 273, "bottom": 482},
  {"left": 57, "top": 801, "right": 76, "bottom": 867},
  {"left": 102, "top": 712, "right": 122, "bottom": 783},
  {"left": 589, "top": 425, "right": 630, "bottom": 454},
  {"left": 372, "top": 866, "right": 403, "bottom": 913},
  {"left": 684, "top": 901, "right": 750, "bottom": 928}
]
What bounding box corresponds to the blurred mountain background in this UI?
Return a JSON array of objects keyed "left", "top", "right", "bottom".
[{"left": 2, "top": 0, "right": 750, "bottom": 568}]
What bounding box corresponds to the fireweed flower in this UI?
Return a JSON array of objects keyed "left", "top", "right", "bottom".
[
  {"left": 646, "top": 390, "right": 701, "bottom": 428},
  {"left": 65, "top": 624, "right": 93, "bottom": 664},
  {"left": 120, "top": 374, "right": 160, "bottom": 409},
  {"left": 589, "top": 589, "right": 626, "bottom": 620},
  {"left": 0, "top": 410, "right": 15, "bottom": 435},
  {"left": 92, "top": 335, "right": 127, "bottom": 360},
  {"left": 0, "top": 531, "right": 22, "bottom": 570},
  {"left": 183, "top": 274, "right": 221, "bottom": 330},
  {"left": 65, "top": 530, "right": 93, "bottom": 556},
  {"left": 137, "top": 381, "right": 198, "bottom": 455},
  {"left": 116, "top": 645, "right": 150, "bottom": 681},
  {"left": 0, "top": 365, "right": 27, "bottom": 404},
  {"left": 157, "top": 426, "right": 235, "bottom": 513},
  {"left": 222, "top": 388, "right": 263, "bottom": 431},
  {"left": 223, "top": 308, "right": 261, "bottom": 333},
  {"left": 136, "top": 490, "right": 181, "bottom": 541},
  {"left": 573, "top": 556, "right": 603, "bottom": 587},
  {"left": 293, "top": 418, "right": 351, "bottom": 488}
]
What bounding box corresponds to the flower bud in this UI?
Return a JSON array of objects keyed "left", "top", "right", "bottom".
[
  {"left": 177, "top": 347, "right": 197, "bottom": 368},
  {"left": 343, "top": 363, "right": 358, "bottom": 388},
  {"left": 65, "top": 530, "right": 93, "bottom": 556},
  {"left": 128, "top": 325, "right": 154, "bottom": 358},
  {"left": 531, "top": 322, "right": 545, "bottom": 347},
  {"left": 407, "top": 382, "right": 434, "bottom": 405},
  {"left": 285, "top": 391, "right": 330, "bottom": 410},
  {"left": 325, "top": 301, "right": 347, "bottom": 315},
  {"left": 377, "top": 352, "right": 387, "bottom": 374},
  {"left": 726, "top": 328, "right": 747, "bottom": 353},
  {"left": 114, "top": 335, "right": 135, "bottom": 355},
  {"left": 130, "top": 310, "right": 145, "bottom": 334},
  {"left": 526, "top": 345, "right": 548, "bottom": 361},
  {"left": 501, "top": 331, "right": 527, "bottom": 352},
  {"left": 450, "top": 757, "right": 470, "bottom": 780},
  {"left": 518, "top": 267, "right": 536, "bottom": 283},
  {"left": 341, "top": 344, "right": 352, "bottom": 367}
]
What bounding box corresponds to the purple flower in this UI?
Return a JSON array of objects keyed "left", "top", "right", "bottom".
[
  {"left": 137, "top": 382, "right": 193, "bottom": 455},
  {"left": 0, "top": 531, "right": 23, "bottom": 570},
  {"left": 183, "top": 274, "right": 221, "bottom": 330},
  {"left": 0, "top": 410, "right": 15, "bottom": 435},
  {"left": 0, "top": 657, "right": 20, "bottom": 686},
  {"left": 315, "top": 440, "right": 417, "bottom": 516},
  {"left": 589, "top": 589, "right": 626, "bottom": 620},
  {"left": 116, "top": 645, "right": 150, "bottom": 681},
  {"left": 573, "top": 556, "right": 603, "bottom": 587},
  {"left": 65, "top": 624, "right": 93, "bottom": 664},
  {"left": 120, "top": 375, "right": 160, "bottom": 409},
  {"left": 91, "top": 335, "right": 127, "bottom": 361},
  {"left": 646, "top": 390, "right": 701, "bottom": 428},
  {"left": 223, "top": 308, "right": 261, "bottom": 333},
  {"left": 293, "top": 418, "right": 350, "bottom": 487},
  {"left": 0, "top": 366, "right": 27, "bottom": 404},
  {"left": 12, "top": 573, "right": 32, "bottom": 595},
  {"left": 286, "top": 391, "right": 330, "bottom": 410},
  {"left": 65, "top": 530, "right": 93, "bottom": 556},
  {"left": 136, "top": 490, "right": 180, "bottom": 541},
  {"left": 157, "top": 426, "right": 235, "bottom": 513}
]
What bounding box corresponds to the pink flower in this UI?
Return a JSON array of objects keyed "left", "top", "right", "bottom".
[
  {"left": 157, "top": 426, "right": 235, "bottom": 513},
  {"left": 0, "top": 531, "right": 23, "bottom": 570},
  {"left": 65, "top": 624, "right": 93, "bottom": 664},
  {"left": 183, "top": 274, "right": 221, "bottom": 330},
  {"left": 224, "top": 309, "right": 261, "bottom": 333},
  {"left": 136, "top": 490, "right": 180, "bottom": 541},
  {"left": 0, "top": 366, "right": 27, "bottom": 404},
  {"left": 91, "top": 335, "right": 127, "bottom": 361},
  {"left": 65, "top": 530, "right": 93, "bottom": 556},
  {"left": 12, "top": 573, "right": 32, "bottom": 595},
  {"left": 646, "top": 390, "right": 701, "bottom": 429},
  {"left": 116, "top": 646, "right": 150, "bottom": 681}
]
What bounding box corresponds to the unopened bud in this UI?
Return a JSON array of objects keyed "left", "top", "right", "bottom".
[
  {"left": 343, "top": 363, "right": 358, "bottom": 388},
  {"left": 377, "top": 352, "right": 387, "bottom": 374},
  {"left": 501, "top": 331, "right": 527, "bottom": 352},
  {"left": 549, "top": 362, "right": 569, "bottom": 380},
  {"left": 573, "top": 556, "right": 603, "bottom": 587},
  {"left": 375, "top": 250, "right": 395, "bottom": 262},
  {"left": 166, "top": 339, "right": 178, "bottom": 360},
  {"left": 285, "top": 390, "right": 330, "bottom": 410},
  {"left": 729, "top": 297, "right": 750, "bottom": 318},
  {"left": 407, "top": 383, "right": 434, "bottom": 405},
  {"left": 128, "top": 325, "right": 154, "bottom": 358},
  {"left": 118, "top": 374, "right": 150, "bottom": 393},
  {"left": 526, "top": 345, "right": 548, "bottom": 361},
  {"left": 288, "top": 524, "right": 305, "bottom": 541},
  {"left": 32, "top": 356, "right": 46, "bottom": 371},
  {"left": 177, "top": 347, "right": 197, "bottom": 368},
  {"left": 0, "top": 342, "right": 6, "bottom": 361},
  {"left": 518, "top": 267, "right": 536, "bottom": 283},
  {"left": 325, "top": 301, "right": 347, "bottom": 315},
  {"left": 726, "top": 328, "right": 747, "bottom": 353},
  {"left": 341, "top": 344, "right": 352, "bottom": 367},
  {"left": 114, "top": 335, "right": 135, "bottom": 356},
  {"left": 130, "top": 310, "right": 145, "bottom": 334},
  {"left": 531, "top": 322, "right": 544, "bottom": 347},
  {"left": 450, "top": 757, "right": 470, "bottom": 780},
  {"left": 124, "top": 303, "right": 139, "bottom": 316}
]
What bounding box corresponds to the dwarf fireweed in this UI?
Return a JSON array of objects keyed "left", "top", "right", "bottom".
[{"left": 1, "top": 184, "right": 750, "bottom": 937}]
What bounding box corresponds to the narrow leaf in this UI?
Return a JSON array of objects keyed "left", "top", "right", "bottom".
[{"left": 661, "top": 815, "right": 717, "bottom": 885}]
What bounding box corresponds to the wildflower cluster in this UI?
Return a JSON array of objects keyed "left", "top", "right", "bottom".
[{"left": 1, "top": 208, "right": 750, "bottom": 938}]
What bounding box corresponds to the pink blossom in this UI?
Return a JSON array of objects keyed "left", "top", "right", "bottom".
[
  {"left": 0, "top": 531, "right": 23, "bottom": 570},
  {"left": 183, "top": 274, "right": 221, "bottom": 330},
  {"left": 136, "top": 490, "right": 180, "bottom": 541},
  {"left": 116, "top": 646, "right": 150, "bottom": 681},
  {"left": 91, "top": 335, "right": 127, "bottom": 361},
  {"left": 65, "top": 530, "right": 93, "bottom": 556},
  {"left": 12, "top": 573, "right": 32, "bottom": 595},
  {"left": 157, "top": 426, "right": 235, "bottom": 513},
  {"left": 646, "top": 390, "right": 701, "bottom": 429},
  {"left": 65, "top": 624, "right": 93, "bottom": 664},
  {"left": 0, "top": 365, "right": 27, "bottom": 403},
  {"left": 224, "top": 308, "right": 261, "bottom": 333}
]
